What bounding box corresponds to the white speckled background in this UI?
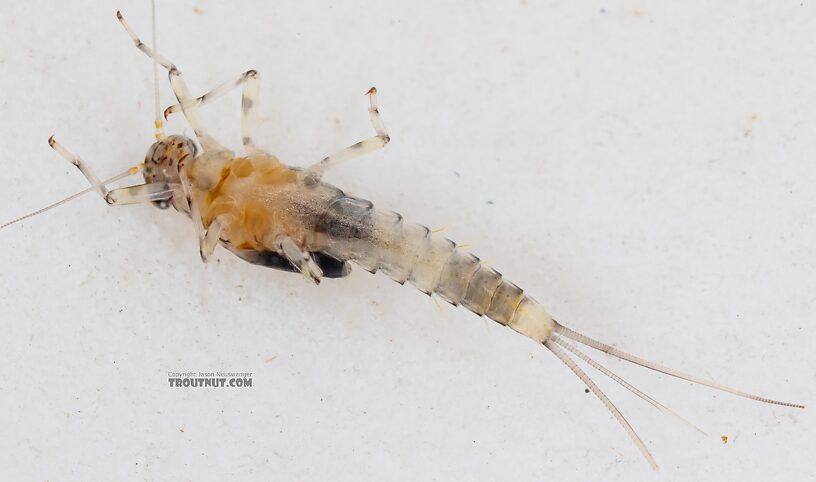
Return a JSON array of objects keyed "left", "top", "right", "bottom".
[{"left": 0, "top": 1, "right": 813, "bottom": 480}]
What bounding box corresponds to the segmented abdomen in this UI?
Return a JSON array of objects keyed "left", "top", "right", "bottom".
[{"left": 316, "top": 194, "right": 555, "bottom": 342}]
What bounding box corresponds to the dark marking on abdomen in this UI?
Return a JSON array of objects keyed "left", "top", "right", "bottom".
[{"left": 317, "top": 195, "right": 375, "bottom": 240}]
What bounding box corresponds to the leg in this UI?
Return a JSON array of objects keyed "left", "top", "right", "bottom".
[
  {"left": 1, "top": 161, "right": 146, "bottom": 231},
  {"left": 116, "top": 11, "right": 220, "bottom": 150},
  {"left": 199, "top": 216, "right": 226, "bottom": 262},
  {"left": 305, "top": 87, "right": 390, "bottom": 179},
  {"left": 163, "top": 70, "right": 261, "bottom": 153},
  {"left": 176, "top": 169, "right": 226, "bottom": 263},
  {"left": 106, "top": 184, "right": 175, "bottom": 205},
  {"left": 177, "top": 169, "right": 208, "bottom": 252},
  {"left": 49, "top": 136, "right": 173, "bottom": 205},
  {"left": 274, "top": 236, "right": 323, "bottom": 284}
]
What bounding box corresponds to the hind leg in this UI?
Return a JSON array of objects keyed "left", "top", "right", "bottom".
[
  {"left": 305, "top": 87, "right": 390, "bottom": 179},
  {"left": 264, "top": 236, "right": 323, "bottom": 284}
]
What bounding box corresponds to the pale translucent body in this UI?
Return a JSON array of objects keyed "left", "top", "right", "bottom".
[
  {"left": 182, "top": 148, "right": 555, "bottom": 346},
  {"left": 0, "top": 9, "right": 799, "bottom": 473}
]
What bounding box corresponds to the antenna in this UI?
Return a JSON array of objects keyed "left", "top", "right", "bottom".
[
  {"left": 0, "top": 165, "right": 143, "bottom": 230},
  {"left": 151, "top": 0, "right": 164, "bottom": 140},
  {"left": 2, "top": 3, "right": 164, "bottom": 231}
]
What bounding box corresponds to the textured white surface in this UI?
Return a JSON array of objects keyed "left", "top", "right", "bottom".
[{"left": 0, "top": 1, "right": 813, "bottom": 480}]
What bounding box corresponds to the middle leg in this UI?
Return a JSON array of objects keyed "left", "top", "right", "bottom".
[{"left": 163, "top": 70, "right": 261, "bottom": 153}]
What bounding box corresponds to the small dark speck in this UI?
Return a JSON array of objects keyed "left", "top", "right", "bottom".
[
  {"left": 453, "top": 170, "right": 460, "bottom": 177},
  {"left": 486, "top": 200, "right": 494, "bottom": 205},
  {"left": 584, "top": 388, "right": 590, "bottom": 394},
  {"left": 600, "top": 7, "right": 607, "bottom": 14}
]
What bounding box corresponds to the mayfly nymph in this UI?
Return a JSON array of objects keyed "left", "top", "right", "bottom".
[{"left": 1, "top": 8, "right": 803, "bottom": 471}]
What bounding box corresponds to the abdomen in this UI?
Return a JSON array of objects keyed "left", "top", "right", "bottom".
[{"left": 313, "top": 192, "right": 555, "bottom": 341}]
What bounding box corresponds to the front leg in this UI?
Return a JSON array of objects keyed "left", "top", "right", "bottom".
[
  {"left": 49, "top": 136, "right": 174, "bottom": 205},
  {"left": 176, "top": 170, "right": 219, "bottom": 263},
  {"left": 117, "top": 11, "right": 222, "bottom": 152},
  {"left": 199, "top": 216, "right": 226, "bottom": 262}
]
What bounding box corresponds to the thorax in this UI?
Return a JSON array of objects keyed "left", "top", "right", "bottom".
[{"left": 184, "top": 150, "right": 318, "bottom": 251}]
